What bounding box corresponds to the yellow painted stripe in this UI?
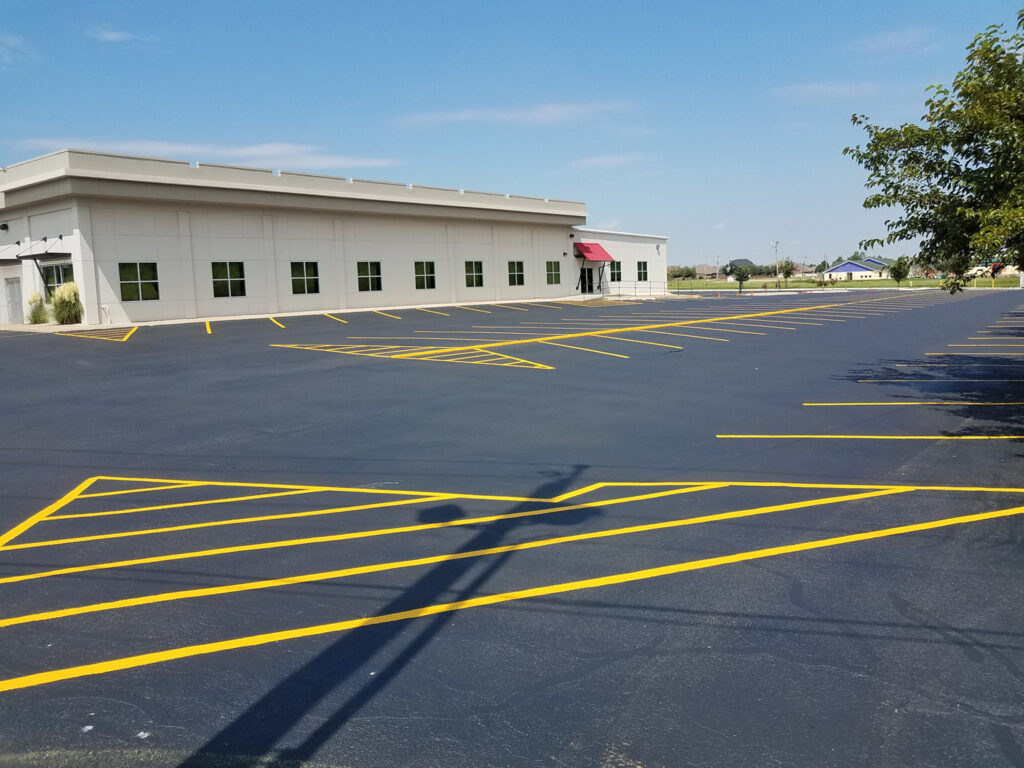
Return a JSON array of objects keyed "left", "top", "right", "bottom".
[
  {"left": 949, "top": 344, "right": 1024, "bottom": 347},
  {"left": 46, "top": 488, "right": 320, "bottom": 520},
  {"left": 457, "top": 306, "right": 491, "bottom": 313},
  {"left": 268, "top": 317, "right": 285, "bottom": 328},
  {"left": 324, "top": 313, "right": 348, "bottom": 324},
  {"left": 0, "top": 478, "right": 96, "bottom": 547},
  {"left": 803, "top": 401, "right": 1024, "bottom": 407},
  {"left": 496, "top": 304, "right": 529, "bottom": 311},
  {"left": 374, "top": 311, "right": 402, "bottom": 320},
  {"left": 601, "top": 335, "right": 683, "bottom": 349},
  {"left": 0, "top": 495, "right": 451, "bottom": 556},
  {"left": 205, "top": 322, "right": 211, "bottom": 334},
  {"left": 2, "top": 496, "right": 1018, "bottom": 694},
  {"left": 693, "top": 325, "right": 766, "bottom": 335},
  {"left": 123, "top": 326, "right": 138, "bottom": 340},
  {"left": 77, "top": 482, "right": 203, "bottom": 499},
  {"left": 639, "top": 330, "right": 730, "bottom": 342},
  {"left": 927, "top": 352, "right": 1024, "bottom": 356},
  {"left": 0, "top": 487, "right": 898, "bottom": 630},
  {"left": 0, "top": 487, "right": 712, "bottom": 578},
  {"left": 717, "top": 434, "right": 1024, "bottom": 440},
  {"left": 539, "top": 341, "right": 629, "bottom": 358},
  {"left": 417, "top": 308, "right": 450, "bottom": 316}
]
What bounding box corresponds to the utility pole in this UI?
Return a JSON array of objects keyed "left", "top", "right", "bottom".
[{"left": 769, "top": 241, "right": 780, "bottom": 278}]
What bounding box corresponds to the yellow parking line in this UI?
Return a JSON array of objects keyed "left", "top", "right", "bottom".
[
  {"left": 495, "top": 304, "right": 529, "bottom": 311},
  {"left": 46, "top": 488, "right": 320, "bottom": 520},
  {"left": 540, "top": 341, "right": 629, "bottom": 358},
  {"left": 324, "top": 314, "right": 348, "bottom": 323},
  {"left": 859, "top": 378, "right": 1024, "bottom": 382},
  {"left": 417, "top": 308, "right": 450, "bottom": 316},
  {"left": 948, "top": 344, "right": 1024, "bottom": 347},
  {"left": 927, "top": 352, "right": 1024, "bottom": 356},
  {"left": 601, "top": 335, "right": 683, "bottom": 349},
  {"left": 639, "top": 330, "right": 729, "bottom": 342},
  {"left": 269, "top": 317, "right": 285, "bottom": 328},
  {"left": 7, "top": 492, "right": 1019, "bottom": 695},
  {"left": 457, "top": 306, "right": 491, "bottom": 313},
  {"left": 697, "top": 325, "right": 766, "bottom": 335},
  {"left": 205, "top": 322, "right": 211, "bottom": 334},
  {"left": 374, "top": 311, "right": 402, "bottom": 320}
]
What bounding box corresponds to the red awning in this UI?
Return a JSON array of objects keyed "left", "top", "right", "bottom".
[{"left": 574, "top": 242, "right": 614, "bottom": 262}]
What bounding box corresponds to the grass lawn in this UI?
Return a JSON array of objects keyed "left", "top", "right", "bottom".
[{"left": 667, "top": 276, "right": 1021, "bottom": 291}]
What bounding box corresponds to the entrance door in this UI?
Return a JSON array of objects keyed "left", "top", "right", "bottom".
[
  {"left": 5, "top": 278, "right": 21, "bottom": 324},
  {"left": 580, "top": 267, "right": 594, "bottom": 294}
]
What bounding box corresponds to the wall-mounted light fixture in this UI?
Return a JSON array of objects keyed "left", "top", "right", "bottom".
[{"left": 0, "top": 223, "right": 8, "bottom": 231}]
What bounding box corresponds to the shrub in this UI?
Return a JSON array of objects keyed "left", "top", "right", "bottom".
[
  {"left": 52, "top": 282, "right": 83, "bottom": 324},
  {"left": 27, "top": 292, "right": 49, "bottom": 324}
]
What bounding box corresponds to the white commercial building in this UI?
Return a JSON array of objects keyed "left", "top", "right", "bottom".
[{"left": 0, "top": 150, "right": 667, "bottom": 326}]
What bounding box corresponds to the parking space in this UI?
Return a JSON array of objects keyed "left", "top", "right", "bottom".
[{"left": 1, "top": 289, "right": 1023, "bottom": 767}]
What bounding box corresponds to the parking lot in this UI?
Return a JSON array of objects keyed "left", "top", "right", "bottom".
[{"left": 1, "top": 289, "right": 1023, "bottom": 768}]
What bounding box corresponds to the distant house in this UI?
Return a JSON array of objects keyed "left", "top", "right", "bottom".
[
  {"left": 694, "top": 263, "right": 718, "bottom": 279},
  {"left": 824, "top": 256, "right": 893, "bottom": 281},
  {"left": 792, "top": 262, "right": 815, "bottom": 276}
]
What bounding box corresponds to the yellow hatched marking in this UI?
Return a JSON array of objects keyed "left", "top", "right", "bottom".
[
  {"left": 324, "top": 313, "right": 348, "bottom": 323},
  {"left": 47, "top": 488, "right": 321, "bottom": 520},
  {"left": 417, "top": 308, "right": 450, "bottom": 316},
  {"left": 601, "top": 335, "right": 683, "bottom": 349},
  {"left": 77, "top": 482, "right": 203, "bottom": 499},
  {"left": 0, "top": 487, "right": 896, "bottom": 630},
  {"left": 540, "top": 341, "right": 629, "bottom": 358},
  {"left": 56, "top": 326, "right": 137, "bottom": 342},
  {"left": 2, "top": 494, "right": 1017, "bottom": 694},
  {"left": 0, "top": 477, "right": 96, "bottom": 547}
]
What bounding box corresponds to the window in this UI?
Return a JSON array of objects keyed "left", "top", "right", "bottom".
[
  {"left": 212, "top": 262, "right": 246, "bottom": 297},
  {"left": 465, "top": 261, "right": 483, "bottom": 288},
  {"left": 119, "top": 262, "right": 159, "bottom": 301},
  {"left": 637, "top": 261, "right": 648, "bottom": 281},
  {"left": 414, "top": 261, "right": 436, "bottom": 290},
  {"left": 291, "top": 261, "right": 319, "bottom": 294},
  {"left": 42, "top": 264, "right": 74, "bottom": 300},
  {"left": 357, "top": 261, "right": 382, "bottom": 292},
  {"left": 508, "top": 261, "right": 524, "bottom": 286},
  {"left": 545, "top": 261, "right": 560, "bottom": 285},
  {"left": 610, "top": 262, "right": 622, "bottom": 282}
]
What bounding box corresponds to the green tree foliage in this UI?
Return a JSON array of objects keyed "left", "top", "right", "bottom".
[
  {"left": 666, "top": 265, "right": 697, "bottom": 279},
  {"left": 844, "top": 11, "right": 1024, "bottom": 292},
  {"left": 887, "top": 255, "right": 911, "bottom": 287},
  {"left": 815, "top": 259, "right": 829, "bottom": 273},
  {"left": 723, "top": 261, "right": 752, "bottom": 292},
  {"left": 779, "top": 259, "right": 796, "bottom": 286}
]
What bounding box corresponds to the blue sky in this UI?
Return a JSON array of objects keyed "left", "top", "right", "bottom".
[{"left": 2, "top": 0, "right": 1021, "bottom": 267}]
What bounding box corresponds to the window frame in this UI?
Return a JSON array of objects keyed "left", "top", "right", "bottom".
[
  {"left": 465, "top": 261, "right": 483, "bottom": 288},
  {"left": 357, "top": 261, "right": 382, "bottom": 292},
  {"left": 414, "top": 261, "right": 436, "bottom": 290},
  {"left": 508, "top": 260, "right": 525, "bottom": 287},
  {"left": 212, "top": 261, "right": 246, "bottom": 298},
  {"left": 637, "top": 261, "right": 649, "bottom": 281},
  {"left": 610, "top": 262, "right": 622, "bottom": 282},
  {"left": 545, "top": 260, "right": 560, "bottom": 285},
  {"left": 291, "top": 261, "right": 320, "bottom": 295},
  {"left": 42, "top": 263, "right": 74, "bottom": 301},
  {"left": 119, "top": 262, "right": 160, "bottom": 302}
]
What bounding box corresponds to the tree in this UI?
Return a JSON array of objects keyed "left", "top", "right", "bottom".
[
  {"left": 815, "top": 259, "right": 829, "bottom": 273},
  {"left": 844, "top": 11, "right": 1024, "bottom": 292},
  {"left": 887, "top": 255, "right": 911, "bottom": 287},
  {"left": 723, "top": 261, "right": 752, "bottom": 292},
  {"left": 779, "top": 259, "right": 796, "bottom": 286}
]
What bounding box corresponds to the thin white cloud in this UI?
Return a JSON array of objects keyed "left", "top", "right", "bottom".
[
  {"left": 714, "top": 223, "right": 727, "bottom": 230},
  {"left": 0, "top": 33, "right": 32, "bottom": 69},
  {"left": 14, "top": 138, "right": 401, "bottom": 170},
  {"left": 772, "top": 81, "right": 878, "bottom": 102},
  {"left": 571, "top": 153, "right": 647, "bottom": 170},
  {"left": 404, "top": 101, "right": 632, "bottom": 128},
  {"left": 848, "top": 27, "right": 938, "bottom": 55},
  {"left": 84, "top": 27, "right": 155, "bottom": 43}
]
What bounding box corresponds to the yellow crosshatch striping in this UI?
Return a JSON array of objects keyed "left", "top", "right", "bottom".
[
  {"left": 1, "top": 474, "right": 1023, "bottom": 693},
  {"left": 55, "top": 326, "right": 137, "bottom": 342},
  {"left": 270, "top": 342, "right": 554, "bottom": 369}
]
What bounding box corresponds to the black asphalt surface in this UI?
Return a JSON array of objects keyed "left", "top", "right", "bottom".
[{"left": 0, "top": 289, "right": 1022, "bottom": 768}]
